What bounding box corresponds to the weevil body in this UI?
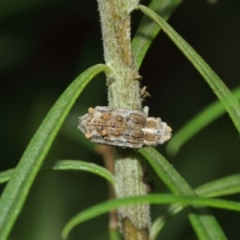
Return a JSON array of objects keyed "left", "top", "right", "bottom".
[{"left": 78, "top": 106, "right": 172, "bottom": 149}]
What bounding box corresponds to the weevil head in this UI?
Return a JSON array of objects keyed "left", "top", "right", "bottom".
[
  {"left": 143, "top": 117, "right": 172, "bottom": 146},
  {"left": 156, "top": 121, "right": 172, "bottom": 144}
]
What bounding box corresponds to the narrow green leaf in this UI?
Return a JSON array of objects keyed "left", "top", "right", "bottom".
[
  {"left": 138, "top": 147, "right": 227, "bottom": 240},
  {"left": 62, "top": 193, "right": 240, "bottom": 239},
  {"left": 0, "top": 160, "right": 114, "bottom": 186},
  {"left": 138, "top": 147, "right": 195, "bottom": 196},
  {"left": 151, "top": 173, "right": 240, "bottom": 239},
  {"left": 44, "top": 160, "right": 114, "bottom": 185},
  {"left": 138, "top": 5, "right": 240, "bottom": 133},
  {"left": 0, "top": 169, "right": 14, "bottom": 184},
  {"left": 167, "top": 86, "right": 240, "bottom": 155},
  {"left": 0, "top": 64, "right": 110, "bottom": 240},
  {"left": 196, "top": 173, "right": 240, "bottom": 198},
  {"left": 132, "top": 0, "right": 182, "bottom": 69},
  {"left": 150, "top": 204, "right": 181, "bottom": 240}
]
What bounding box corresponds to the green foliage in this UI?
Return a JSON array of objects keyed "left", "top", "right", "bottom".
[
  {"left": 62, "top": 193, "right": 240, "bottom": 239},
  {"left": 167, "top": 86, "right": 240, "bottom": 155},
  {"left": 138, "top": 4, "right": 240, "bottom": 133},
  {"left": 0, "top": 64, "right": 110, "bottom": 239},
  {"left": 139, "top": 147, "right": 227, "bottom": 240},
  {"left": 150, "top": 172, "right": 240, "bottom": 239},
  {"left": 0, "top": 0, "right": 240, "bottom": 239},
  {"left": 0, "top": 160, "right": 114, "bottom": 186},
  {"left": 132, "top": 0, "right": 182, "bottom": 68}
]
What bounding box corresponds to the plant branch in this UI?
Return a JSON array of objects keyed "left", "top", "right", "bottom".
[
  {"left": 97, "top": 0, "right": 150, "bottom": 239},
  {"left": 97, "top": 0, "right": 141, "bottom": 109}
]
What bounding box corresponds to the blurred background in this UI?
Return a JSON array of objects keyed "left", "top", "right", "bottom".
[{"left": 1, "top": 0, "right": 240, "bottom": 239}]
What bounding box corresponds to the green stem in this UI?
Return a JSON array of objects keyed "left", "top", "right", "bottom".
[
  {"left": 97, "top": 0, "right": 150, "bottom": 239},
  {"left": 97, "top": 0, "right": 141, "bottom": 109}
]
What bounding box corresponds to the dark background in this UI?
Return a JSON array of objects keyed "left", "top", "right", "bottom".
[{"left": 1, "top": 0, "right": 240, "bottom": 239}]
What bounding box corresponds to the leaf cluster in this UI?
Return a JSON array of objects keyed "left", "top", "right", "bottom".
[{"left": 1, "top": 1, "right": 240, "bottom": 240}]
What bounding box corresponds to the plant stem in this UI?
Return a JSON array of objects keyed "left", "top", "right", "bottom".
[
  {"left": 115, "top": 150, "right": 151, "bottom": 239},
  {"left": 97, "top": 0, "right": 141, "bottom": 109},
  {"left": 97, "top": 0, "right": 151, "bottom": 239}
]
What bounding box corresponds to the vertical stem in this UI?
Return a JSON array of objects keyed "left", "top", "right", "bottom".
[
  {"left": 97, "top": 0, "right": 150, "bottom": 239},
  {"left": 115, "top": 150, "right": 151, "bottom": 240},
  {"left": 97, "top": 0, "right": 141, "bottom": 109}
]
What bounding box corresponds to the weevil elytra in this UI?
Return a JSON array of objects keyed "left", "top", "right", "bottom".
[{"left": 78, "top": 106, "right": 172, "bottom": 149}]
